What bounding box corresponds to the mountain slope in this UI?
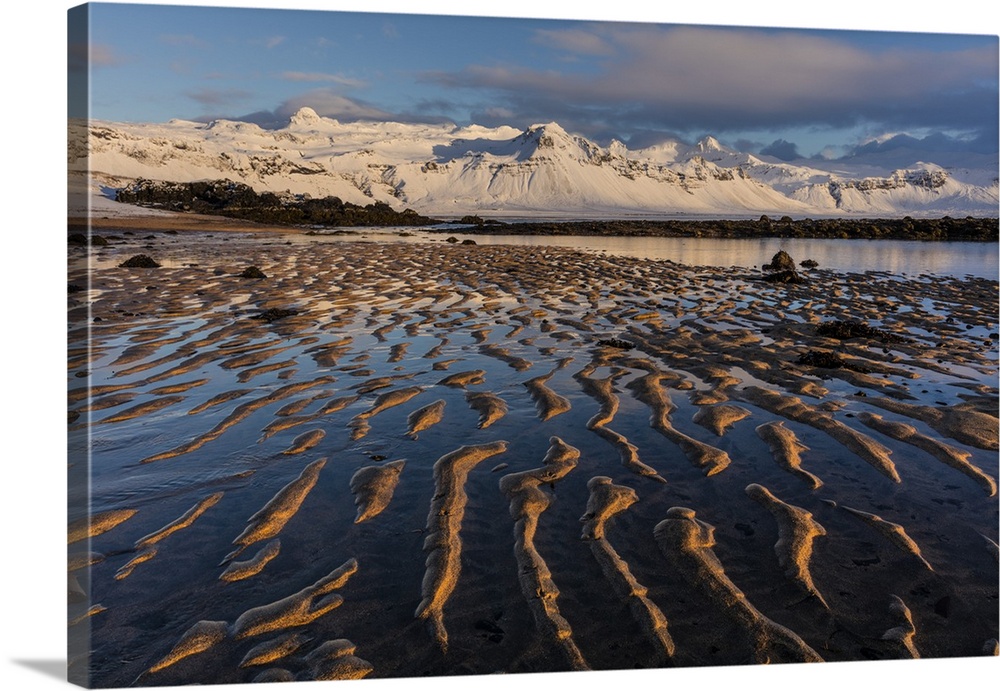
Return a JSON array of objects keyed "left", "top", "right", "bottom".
[{"left": 71, "top": 109, "right": 999, "bottom": 218}]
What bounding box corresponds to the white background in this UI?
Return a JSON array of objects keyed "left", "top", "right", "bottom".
[{"left": 1, "top": 1, "right": 997, "bottom": 690}]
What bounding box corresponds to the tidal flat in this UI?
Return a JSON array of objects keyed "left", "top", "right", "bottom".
[{"left": 68, "top": 227, "right": 999, "bottom": 687}]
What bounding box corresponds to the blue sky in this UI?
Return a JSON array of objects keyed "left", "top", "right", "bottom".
[{"left": 72, "top": 1, "right": 998, "bottom": 160}]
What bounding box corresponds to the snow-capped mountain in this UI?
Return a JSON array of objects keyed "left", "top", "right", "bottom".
[{"left": 70, "top": 107, "right": 999, "bottom": 218}]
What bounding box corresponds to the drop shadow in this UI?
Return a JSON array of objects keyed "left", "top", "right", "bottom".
[{"left": 11, "top": 659, "right": 66, "bottom": 682}]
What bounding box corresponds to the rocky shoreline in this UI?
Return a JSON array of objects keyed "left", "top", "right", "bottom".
[{"left": 433, "top": 215, "right": 999, "bottom": 241}]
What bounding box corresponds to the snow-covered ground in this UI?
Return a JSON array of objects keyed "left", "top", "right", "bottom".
[{"left": 73, "top": 108, "right": 999, "bottom": 218}]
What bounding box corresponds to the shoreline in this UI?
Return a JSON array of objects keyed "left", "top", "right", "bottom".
[
  {"left": 71, "top": 209, "right": 1000, "bottom": 241},
  {"left": 70, "top": 213, "right": 310, "bottom": 235}
]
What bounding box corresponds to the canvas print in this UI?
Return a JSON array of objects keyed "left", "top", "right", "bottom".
[{"left": 67, "top": 2, "right": 999, "bottom": 688}]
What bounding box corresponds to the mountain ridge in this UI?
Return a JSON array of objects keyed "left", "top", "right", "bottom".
[{"left": 70, "top": 108, "right": 999, "bottom": 218}]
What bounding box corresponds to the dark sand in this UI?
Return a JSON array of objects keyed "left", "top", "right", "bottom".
[{"left": 68, "top": 219, "right": 998, "bottom": 686}]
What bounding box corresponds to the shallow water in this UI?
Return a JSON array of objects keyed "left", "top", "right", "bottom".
[
  {"left": 69, "top": 232, "right": 999, "bottom": 686},
  {"left": 303, "top": 230, "right": 1000, "bottom": 279},
  {"left": 87, "top": 227, "right": 1000, "bottom": 279}
]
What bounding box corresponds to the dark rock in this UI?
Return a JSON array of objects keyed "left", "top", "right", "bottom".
[
  {"left": 800, "top": 259, "right": 818, "bottom": 268},
  {"left": 764, "top": 250, "right": 796, "bottom": 271},
  {"left": 68, "top": 284, "right": 83, "bottom": 293},
  {"left": 68, "top": 410, "right": 80, "bottom": 424},
  {"left": 817, "top": 320, "right": 910, "bottom": 344},
  {"left": 119, "top": 254, "right": 161, "bottom": 268},
  {"left": 68, "top": 233, "right": 107, "bottom": 246},
  {"left": 251, "top": 307, "right": 298, "bottom": 323},
  {"left": 762, "top": 269, "right": 805, "bottom": 284},
  {"left": 445, "top": 236, "right": 459, "bottom": 243},
  {"left": 238, "top": 266, "right": 268, "bottom": 279},
  {"left": 597, "top": 338, "right": 634, "bottom": 350},
  {"left": 797, "top": 350, "right": 847, "bottom": 369},
  {"left": 460, "top": 239, "right": 477, "bottom": 245}
]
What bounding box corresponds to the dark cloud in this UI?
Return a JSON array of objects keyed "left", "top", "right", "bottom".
[
  {"left": 759, "top": 139, "right": 802, "bottom": 161},
  {"left": 842, "top": 129, "right": 999, "bottom": 167},
  {"left": 733, "top": 138, "right": 765, "bottom": 153},
  {"left": 423, "top": 25, "right": 998, "bottom": 147},
  {"left": 208, "top": 89, "right": 454, "bottom": 128},
  {"left": 851, "top": 131, "right": 994, "bottom": 156}
]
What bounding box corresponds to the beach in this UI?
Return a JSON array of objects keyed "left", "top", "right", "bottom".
[{"left": 68, "top": 220, "right": 999, "bottom": 686}]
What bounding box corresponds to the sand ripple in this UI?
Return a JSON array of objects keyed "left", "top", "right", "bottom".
[
  {"left": 581, "top": 476, "right": 675, "bottom": 662},
  {"left": 417, "top": 441, "right": 508, "bottom": 651},
  {"left": 745, "top": 484, "right": 828, "bottom": 606},
  {"left": 350, "top": 460, "right": 405, "bottom": 523},
  {"left": 755, "top": 421, "right": 822, "bottom": 489},
  {"left": 500, "top": 437, "right": 588, "bottom": 670},
  {"left": 654, "top": 507, "right": 823, "bottom": 663},
  {"left": 226, "top": 458, "right": 326, "bottom": 562}
]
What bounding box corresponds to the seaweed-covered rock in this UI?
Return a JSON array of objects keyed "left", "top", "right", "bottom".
[
  {"left": 764, "top": 250, "right": 796, "bottom": 272},
  {"left": 797, "top": 350, "right": 847, "bottom": 369},
  {"left": 797, "top": 349, "right": 871, "bottom": 373},
  {"left": 68, "top": 233, "right": 107, "bottom": 246},
  {"left": 119, "top": 254, "right": 161, "bottom": 268},
  {"left": 238, "top": 266, "right": 267, "bottom": 279},
  {"left": 817, "top": 320, "right": 910, "bottom": 344},
  {"left": 597, "top": 338, "right": 635, "bottom": 350},
  {"left": 251, "top": 307, "right": 298, "bottom": 323},
  {"left": 762, "top": 269, "right": 805, "bottom": 284}
]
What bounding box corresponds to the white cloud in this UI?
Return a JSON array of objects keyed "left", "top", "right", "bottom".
[
  {"left": 186, "top": 88, "right": 254, "bottom": 107},
  {"left": 280, "top": 71, "right": 366, "bottom": 88},
  {"left": 532, "top": 28, "right": 615, "bottom": 56}
]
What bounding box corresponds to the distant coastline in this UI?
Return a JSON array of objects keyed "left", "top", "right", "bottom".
[
  {"left": 73, "top": 205, "right": 999, "bottom": 242},
  {"left": 429, "top": 216, "right": 999, "bottom": 241}
]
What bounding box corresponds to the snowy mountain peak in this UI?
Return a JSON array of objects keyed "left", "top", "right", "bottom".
[
  {"left": 78, "top": 113, "right": 999, "bottom": 218},
  {"left": 518, "top": 122, "right": 572, "bottom": 146},
  {"left": 693, "top": 135, "right": 726, "bottom": 153},
  {"left": 287, "top": 106, "right": 334, "bottom": 129}
]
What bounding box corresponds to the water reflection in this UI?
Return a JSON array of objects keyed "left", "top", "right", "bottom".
[
  {"left": 90, "top": 226, "right": 1000, "bottom": 279},
  {"left": 431, "top": 235, "right": 999, "bottom": 279}
]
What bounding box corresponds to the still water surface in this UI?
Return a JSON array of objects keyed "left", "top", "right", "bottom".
[{"left": 301, "top": 230, "right": 999, "bottom": 279}]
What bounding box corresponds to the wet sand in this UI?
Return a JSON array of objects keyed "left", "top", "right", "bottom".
[{"left": 68, "top": 225, "right": 998, "bottom": 686}]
